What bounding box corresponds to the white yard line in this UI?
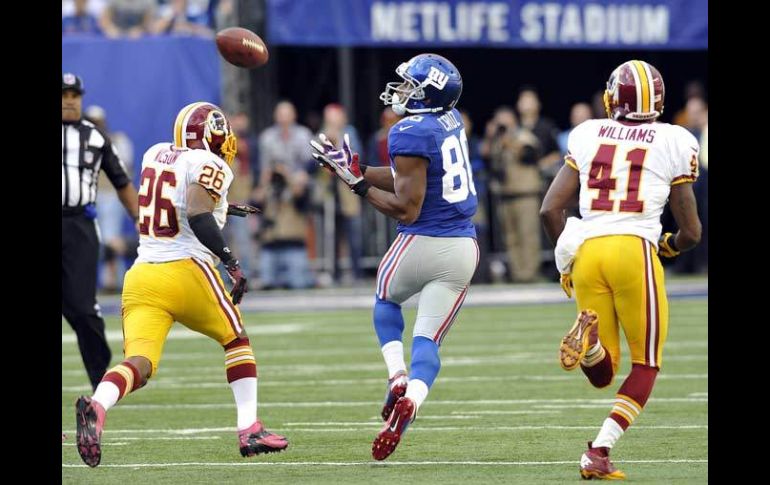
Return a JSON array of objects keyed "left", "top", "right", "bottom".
[{"left": 62, "top": 459, "right": 708, "bottom": 468}]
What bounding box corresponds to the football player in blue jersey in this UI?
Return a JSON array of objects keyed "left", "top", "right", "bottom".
[{"left": 311, "top": 53, "right": 479, "bottom": 460}]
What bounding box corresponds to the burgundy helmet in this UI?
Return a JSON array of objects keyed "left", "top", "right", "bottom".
[
  {"left": 173, "top": 102, "right": 237, "bottom": 164},
  {"left": 603, "top": 60, "right": 665, "bottom": 122}
]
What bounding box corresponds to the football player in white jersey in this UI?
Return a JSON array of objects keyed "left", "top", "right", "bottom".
[
  {"left": 540, "top": 60, "right": 702, "bottom": 480},
  {"left": 75, "top": 102, "right": 288, "bottom": 468}
]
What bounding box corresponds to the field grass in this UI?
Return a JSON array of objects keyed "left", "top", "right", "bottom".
[{"left": 62, "top": 299, "right": 707, "bottom": 484}]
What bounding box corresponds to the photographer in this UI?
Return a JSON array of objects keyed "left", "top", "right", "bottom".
[
  {"left": 482, "top": 106, "right": 543, "bottom": 283},
  {"left": 252, "top": 163, "right": 314, "bottom": 289}
]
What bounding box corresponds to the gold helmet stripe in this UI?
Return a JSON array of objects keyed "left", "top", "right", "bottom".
[
  {"left": 640, "top": 60, "right": 657, "bottom": 114},
  {"left": 631, "top": 60, "right": 652, "bottom": 114}
]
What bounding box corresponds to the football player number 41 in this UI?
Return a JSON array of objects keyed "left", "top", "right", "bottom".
[
  {"left": 138, "top": 167, "right": 179, "bottom": 237},
  {"left": 441, "top": 131, "right": 477, "bottom": 203},
  {"left": 588, "top": 144, "right": 648, "bottom": 213}
]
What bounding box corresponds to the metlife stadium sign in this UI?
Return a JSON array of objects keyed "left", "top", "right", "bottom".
[{"left": 267, "top": 0, "right": 707, "bottom": 49}]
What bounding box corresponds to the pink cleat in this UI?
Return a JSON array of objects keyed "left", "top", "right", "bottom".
[
  {"left": 75, "top": 396, "right": 106, "bottom": 468},
  {"left": 238, "top": 420, "right": 289, "bottom": 457}
]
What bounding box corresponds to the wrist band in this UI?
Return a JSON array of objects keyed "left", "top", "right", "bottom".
[{"left": 352, "top": 179, "right": 370, "bottom": 197}]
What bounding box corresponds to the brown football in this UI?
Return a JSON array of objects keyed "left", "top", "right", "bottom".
[{"left": 215, "top": 27, "right": 269, "bottom": 69}]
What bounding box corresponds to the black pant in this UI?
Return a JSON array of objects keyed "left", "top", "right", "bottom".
[{"left": 62, "top": 214, "right": 111, "bottom": 390}]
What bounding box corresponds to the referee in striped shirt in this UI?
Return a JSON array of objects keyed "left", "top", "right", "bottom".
[{"left": 62, "top": 73, "right": 139, "bottom": 390}]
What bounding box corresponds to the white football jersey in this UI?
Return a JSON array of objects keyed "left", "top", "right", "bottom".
[
  {"left": 565, "top": 119, "right": 699, "bottom": 248},
  {"left": 135, "top": 142, "right": 234, "bottom": 266}
]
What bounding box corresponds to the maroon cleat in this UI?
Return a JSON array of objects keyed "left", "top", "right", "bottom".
[
  {"left": 75, "top": 396, "right": 106, "bottom": 468},
  {"left": 238, "top": 420, "right": 289, "bottom": 457},
  {"left": 372, "top": 396, "right": 416, "bottom": 461},
  {"left": 579, "top": 441, "right": 626, "bottom": 480},
  {"left": 381, "top": 371, "right": 408, "bottom": 421}
]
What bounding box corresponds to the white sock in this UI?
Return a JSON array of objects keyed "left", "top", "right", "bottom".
[
  {"left": 583, "top": 341, "right": 606, "bottom": 367},
  {"left": 404, "top": 379, "right": 429, "bottom": 410},
  {"left": 585, "top": 341, "right": 603, "bottom": 357},
  {"left": 92, "top": 381, "right": 120, "bottom": 412},
  {"left": 593, "top": 417, "right": 625, "bottom": 448},
  {"left": 230, "top": 377, "right": 258, "bottom": 431},
  {"left": 381, "top": 341, "right": 407, "bottom": 378}
]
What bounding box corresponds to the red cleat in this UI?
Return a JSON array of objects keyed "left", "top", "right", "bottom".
[
  {"left": 372, "top": 396, "right": 416, "bottom": 461},
  {"left": 381, "top": 371, "right": 408, "bottom": 421},
  {"left": 579, "top": 441, "right": 627, "bottom": 480},
  {"left": 238, "top": 420, "right": 289, "bottom": 457},
  {"left": 75, "top": 396, "right": 106, "bottom": 468}
]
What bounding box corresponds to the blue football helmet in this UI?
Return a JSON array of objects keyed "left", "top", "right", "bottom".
[{"left": 380, "top": 53, "right": 463, "bottom": 115}]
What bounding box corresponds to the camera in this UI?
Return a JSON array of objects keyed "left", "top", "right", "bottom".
[{"left": 270, "top": 171, "right": 287, "bottom": 192}]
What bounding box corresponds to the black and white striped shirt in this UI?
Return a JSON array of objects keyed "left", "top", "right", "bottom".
[{"left": 61, "top": 119, "right": 131, "bottom": 208}]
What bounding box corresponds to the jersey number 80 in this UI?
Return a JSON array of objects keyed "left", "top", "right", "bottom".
[{"left": 441, "top": 130, "right": 477, "bottom": 203}]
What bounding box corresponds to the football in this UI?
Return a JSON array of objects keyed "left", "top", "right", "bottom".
[{"left": 215, "top": 27, "right": 269, "bottom": 69}]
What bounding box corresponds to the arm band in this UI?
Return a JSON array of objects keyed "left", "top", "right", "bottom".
[{"left": 188, "top": 212, "right": 234, "bottom": 263}]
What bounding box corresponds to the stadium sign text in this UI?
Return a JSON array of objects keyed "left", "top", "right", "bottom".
[{"left": 266, "top": 0, "right": 707, "bottom": 50}]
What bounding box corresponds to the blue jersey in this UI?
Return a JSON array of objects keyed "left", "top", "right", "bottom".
[{"left": 388, "top": 109, "right": 477, "bottom": 238}]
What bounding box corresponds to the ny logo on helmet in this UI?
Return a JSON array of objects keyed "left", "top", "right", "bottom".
[{"left": 426, "top": 67, "right": 449, "bottom": 90}]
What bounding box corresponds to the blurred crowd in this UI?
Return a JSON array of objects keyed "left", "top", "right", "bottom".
[
  {"left": 62, "top": 0, "right": 227, "bottom": 37},
  {"left": 84, "top": 81, "right": 707, "bottom": 292}
]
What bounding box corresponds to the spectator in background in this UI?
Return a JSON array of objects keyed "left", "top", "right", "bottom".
[
  {"left": 366, "top": 107, "right": 400, "bottom": 167},
  {"left": 517, "top": 87, "right": 561, "bottom": 280},
  {"left": 62, "top": 0, "right": 103, "bottom": 35},
  {"left": 320, "top": 103, "right": 364, "bottom": 283},
  {"left": 258, "top": 101, "right": 313, "bottom": 178},
  {"left": 84, "top": 105, "right": 138, "bottom": 293},
  {"left": 558, "top": 102, "right": 592, "bottom": 156},
  {"left": 482, "top": 106, "right": 543, "bottom": 283},
  {"left": 460, "top": 109, "right": 491, "bottom": 283},
  {"left": 672, "top": 80, "right": 706, "bottom": 126},
  {"left": 516, "top": 87, "right": 561, "bottom": 177},
  {"left": 153, "top": 0, "right": 215, "bottom": 36},
  {"left": 99, "top": 0, "right": 156, "bottom": 38},
  {"left": 255, "top": 101, "right": 314, "bottom": 289},
  {"left": 63, "top": 0, "right": 108, "bottom": 18},
  {"left": 252, "top": 162, "right": 314, "bottom": 289}
]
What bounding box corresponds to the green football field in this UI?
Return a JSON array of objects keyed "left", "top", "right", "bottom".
[{"left": 62, "top": 299, "right": 707, "bottom": 484}]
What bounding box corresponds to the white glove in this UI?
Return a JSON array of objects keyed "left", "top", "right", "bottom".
[{"left": 310, "top": 133, "right": 364, "bottom": 188}]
